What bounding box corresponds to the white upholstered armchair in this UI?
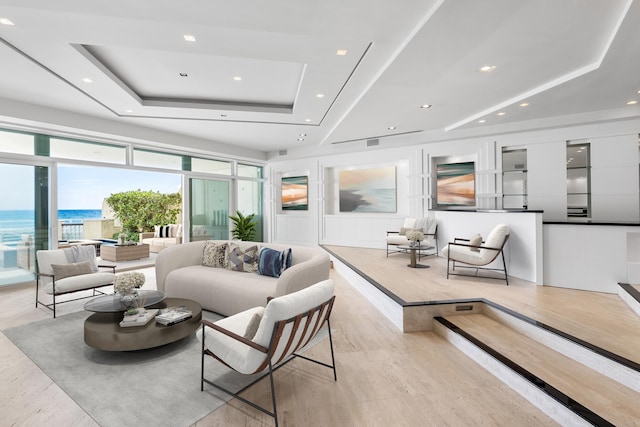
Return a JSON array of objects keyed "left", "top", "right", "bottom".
[
  {"left": 442, "top": 223, "right": 510, "bottom": 285},
  {"left": 198, "top": 279, "right": 337, "bottom": 426},
  {"left": 386, "top": 217, "right": 438, "bottom": 257},
  {"left": 36, "top": 245, "right": 115, "bottom": 317}
]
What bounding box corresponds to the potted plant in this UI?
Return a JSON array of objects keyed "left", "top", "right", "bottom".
[{"left": 229, "top": 210, "right": 257, "bottom": 241}]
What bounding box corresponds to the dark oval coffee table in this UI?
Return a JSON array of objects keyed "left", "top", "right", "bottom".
[{"left": 84, "top": 297, "right": 202, "bottom": 351}]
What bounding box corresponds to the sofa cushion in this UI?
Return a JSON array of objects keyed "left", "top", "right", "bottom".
[
  {"left": 51, "top": 260, "right": 93, "bottom": 280},
  {"left": 258, "top": 247, "right": 292, "bottom": 278},
  {"left": 202, "top": 241, "right": 228, "bottom": 268},
  {"left": 227, "top": 243, "right": 259, "bottom": 273}
]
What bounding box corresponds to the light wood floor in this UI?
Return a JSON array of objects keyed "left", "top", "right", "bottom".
[
  {"left": 326, "top": 245, "right": 640, "bottom": 366},
  {"left": 3, "top": 247, "right": 639, "bottom": 426}
]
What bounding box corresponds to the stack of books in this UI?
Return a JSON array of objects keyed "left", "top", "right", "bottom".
[
  {"left": 119, "top": 308, "right": 158, "bottom": 328},
  {"left": 156, "top": 307, "right": 193, "bottom": 326}
]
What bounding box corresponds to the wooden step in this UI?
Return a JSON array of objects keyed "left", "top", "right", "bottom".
[{"left": 441, "top": 313, "right": 640, "bottom": 427}]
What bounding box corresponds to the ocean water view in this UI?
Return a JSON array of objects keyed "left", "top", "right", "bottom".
[{"left": 0, "top": 209, "right": 102, "bottom": 246}]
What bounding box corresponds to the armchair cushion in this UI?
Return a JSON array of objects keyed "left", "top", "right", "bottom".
[
  {"left": 51, "top": 260, "right": 93, "bottom": 280},
  {"left": 243, "top": 309, "right": 265, "bottom": 339},
  {"left": 469, "top": 234, "right": 483, "bottom": 252}
]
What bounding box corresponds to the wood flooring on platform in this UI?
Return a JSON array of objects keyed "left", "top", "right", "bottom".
[{"left": 324, "top": 245, "right": 640, "bottom": 367}]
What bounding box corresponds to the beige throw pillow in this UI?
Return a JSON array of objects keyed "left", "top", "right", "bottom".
[
  {"left": 469, "top": 234, "right": 483, "bottom": 252},
  {"left": 244, "top": 310, "right": 264, "bottom": 340},
  {"left": 51, "top": 260, "right": 93, "bottom": 280},
  {"left": 202, "top": 242, "right": 228, "bottom": 268}
]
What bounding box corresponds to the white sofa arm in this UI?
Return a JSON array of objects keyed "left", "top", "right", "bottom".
[
  {"left": 274, "top": 249, "right": 330, "bottom": 297},
  {"left": 155, "top": 241, "right": 206, "bottom": 292}
]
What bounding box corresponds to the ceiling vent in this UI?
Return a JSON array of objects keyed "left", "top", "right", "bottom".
[
  {"left": 278, "top": 149, "right": 288, "bottom": 156},
  {"left": 366, "top": 138, "right": 379, "bottom": 147}
]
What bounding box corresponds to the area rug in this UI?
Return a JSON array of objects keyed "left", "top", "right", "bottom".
[{"left": 3, "top": 310, "right": 324, "bottom": 427}]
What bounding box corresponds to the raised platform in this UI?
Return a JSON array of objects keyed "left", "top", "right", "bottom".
[{"left": 324, "top": 244, "right": 640, "bottom": 426}]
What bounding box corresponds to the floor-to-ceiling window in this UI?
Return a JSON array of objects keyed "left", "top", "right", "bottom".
[
  {"left": 0, "top": 162, "right": 49, "bottom": 286},
  {"left": 0, "top": 127, "right": 265, "bottom": 286}
]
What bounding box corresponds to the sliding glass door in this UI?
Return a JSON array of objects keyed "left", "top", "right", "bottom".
[
  {"left": 0, "top": 162, "right": 49, "bottom": 286},
  {"left": 190, "top": 178, "right": 230, "bottom": 241}
]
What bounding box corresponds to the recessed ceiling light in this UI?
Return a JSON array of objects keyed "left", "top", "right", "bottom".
[
  {"left": 299, "top": 133, "right": 307, "bottom": 137},
  {"left": 478, "top": 119, "right": 486, "bottom": 123},
  {"left": 220, "top": 114, "right": 227, "bottom": 117},
  {"left": 179, "top": 73, "right": 188, "bottom": 77},
  {"left": 233, "top": 76, "right": 242, "bottom": 81},
  {"left": 82, "top": 77, "right": 93, "bottom": 83},
  {"left": 125, "top": 109, "right": 133, "bottom": 113},
  {"left": 479, "top": 65, "right": 496, "bottom": 72},
  {"left": 420, "top": 104, "right": 432, "bottom": 109},
  {"left": 627, "top": 100, "right": 638, "bottom": 105},
  {"left": 316, "top": 93, "right": 325, "bottom": 98},
  {"left": 388, "top": 126, "right": 397, "bottom": 130},
  {"left": 297, "top": 138, "right": 304, "bottom": 141},
  {"left": 336, "top": 49, "right": 347, "bottom": 56},
  {"left": 0, "top": 18, "right": 15, "bottom": 26},
  {"left": 305, "top": 118, "right": 311, "bottom": 122},
  {"left": 519, "top": 102, "right": 529, "bottom": 107},
  {"left": 183, "top": 35, "right": 196, "bottom": 42},
  {"left": 497, "top": 112, "right": 506, "bottom": 116}
]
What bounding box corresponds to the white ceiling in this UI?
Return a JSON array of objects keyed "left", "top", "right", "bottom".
[{"left": 0, "top": 0, "right": 639, "bottom": 158}]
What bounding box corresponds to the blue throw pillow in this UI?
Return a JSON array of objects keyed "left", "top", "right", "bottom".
[{"left": 258, "top": 247, "right": 292, "bottom": 278}]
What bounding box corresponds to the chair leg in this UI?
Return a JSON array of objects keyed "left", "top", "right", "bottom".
[
  {"left": 200, "top": 325, "right": 205, "bottom": 392},
  {"left": 502, "top": 251, "right": 509, "bottom": 286},
  {"left": 327, "top": 319, "right": 337, "bottom": 381},
  {"left": 268, "top": 359, "right": 279, "bottom": 427},
  {"left": 53, "top": 293, "right": 56, "bottom": 318}
]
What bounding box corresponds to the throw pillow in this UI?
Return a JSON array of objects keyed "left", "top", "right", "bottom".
[
  {"left": 469, "top": 234, "right": 483, "bottom": 252},
  {"left": 227, "top": 243, "right": 259, "bottom": 273},
  {"left": 399, "top": 227, "right": 411, "bottom": 236},
  {"left": 154, "top": 225, "right": 172, "bottom": 238},
  {"left": 202, "top": 242, "right": 228, "bottom": 268},
  {"left": 258, "top": 247, "right": 292, "bottom": 278},
  {"left": 51, "top": 260, "right": 93, "bottom": 280},
  {"left": 243, "top": 309, "right": 264, "bottom": 340}
]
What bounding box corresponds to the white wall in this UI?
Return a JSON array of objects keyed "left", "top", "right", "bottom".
[
  {"left": 267, "top": 118, "right": 640, "bottom": 292},
  {"left": 435, "top": 210, "right": 544, "bottom": 284}
]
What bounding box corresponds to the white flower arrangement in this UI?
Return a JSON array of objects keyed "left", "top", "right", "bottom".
[
  {"left": 405, "top": 229, "right": 424, "bottom": 242},
  {"left": 114, "top": 271, "right": 146, "bottom": 295}
]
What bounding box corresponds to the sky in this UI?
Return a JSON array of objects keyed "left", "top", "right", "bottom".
[{"left": 2, "top": 163, "right": 181, "bottom": 210}]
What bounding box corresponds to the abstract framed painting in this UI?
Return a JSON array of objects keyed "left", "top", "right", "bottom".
[
  {"left": 281, "top": 176, "right": 308, "bottom": 210},
  {"left": 339, "top": 166, "right": 396, "bottom": 212},
  {"left": 436, "top": 161, "right": 475, "bottom": 207}
]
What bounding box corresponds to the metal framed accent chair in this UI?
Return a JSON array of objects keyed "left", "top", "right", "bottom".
[
  {"left": 36, "top": 245, "right": 115, "bottom": 317},
  {"left": 442, "top": 223, "right": 510, "bottom": 285},
  {"left": 198, "top": 279, "right": 337, "bottom": 427},
  {"left": 386, "top": 217, "right": 438, "bottom": 258}
]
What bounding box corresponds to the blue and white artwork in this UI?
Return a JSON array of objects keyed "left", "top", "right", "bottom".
[{"left": 339, "top": 166, "right": 396, "bottom": 213}]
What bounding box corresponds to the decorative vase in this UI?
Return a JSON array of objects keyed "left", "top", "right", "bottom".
[
  {"left": 120, "top": 292, "right": 134, "bottom": 308},
  {"left": 409, "top": 240, "right": 416, "bottom": 247}
]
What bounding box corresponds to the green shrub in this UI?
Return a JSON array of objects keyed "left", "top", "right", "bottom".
[{"left": 106, "top": 190, "right": 181, "bottom": 237}]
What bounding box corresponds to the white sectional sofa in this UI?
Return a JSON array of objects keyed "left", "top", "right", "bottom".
[{"left": 155, "top": 240, "right": 330, "bottom": 316}]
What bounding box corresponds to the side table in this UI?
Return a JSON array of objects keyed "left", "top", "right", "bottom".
[{"left": 397, "top": 244, "right": 433, "bottom": 268}]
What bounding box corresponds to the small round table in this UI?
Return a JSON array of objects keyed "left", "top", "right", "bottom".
[
  {"left": 398, "top": 244, "right": 433, "bottom": 268},
  {"left": 84, "top": 297, "right": 202, "bottom": 351}
]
